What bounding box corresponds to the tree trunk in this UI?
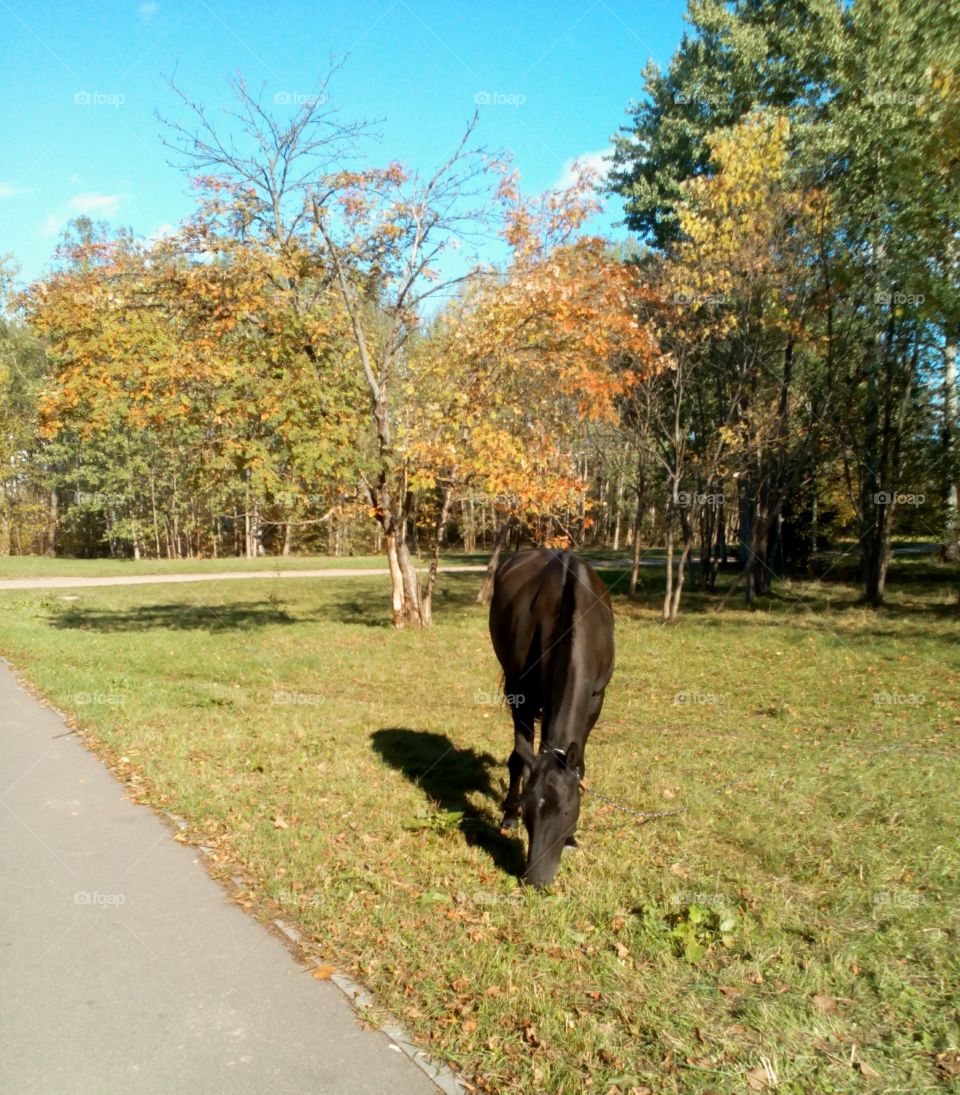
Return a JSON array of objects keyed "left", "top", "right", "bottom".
[
  {"left": 944, "top": 338, "right": 958, "bottom": 561},
  {"left": 629, "top": 501, "right": 645, "bottom": 599},
  {"left": 663, "top": 524, "right": 674, "bottom": 622},
  {"left": 397, "top": 536, "right": 423, "bottom": 627},
  {"left": 465, "top": 496, "right": 476, "bottom": 553},
  {"left": 385, "top": 533, "right": 406, "bottom": 627},
  {"left": 150, "top": 474, "right": 161, "bottom": 558},
  {"left": 738, "top": 480, "right": 754, "bottom": 605},
  {"left": 46, "top": 488, "right": 58, "bottom": 557},
  {"left": 670, "top": 535, "right": 695, "bottom": 619},
  {"left": 611, "top": 469, "right": 624, "bottom": 551},
  {"left": 420, "top": 486, "right": 454, "bottom": 626}
]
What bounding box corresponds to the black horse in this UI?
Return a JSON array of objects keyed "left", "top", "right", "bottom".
[{"left": 488, "top": 548, "right": 614, "bottom": 888}]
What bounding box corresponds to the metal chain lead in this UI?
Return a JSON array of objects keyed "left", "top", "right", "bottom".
[
  {"left": 579, "top": 782, "right": 689, "bottom": 822},
  {"left": 543, "top": 748, "right": 690, "bottom": 823}
]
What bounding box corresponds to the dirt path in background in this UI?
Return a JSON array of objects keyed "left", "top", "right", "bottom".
[{"left": 0, "top": 564, "right": 488, "bottom": 592}]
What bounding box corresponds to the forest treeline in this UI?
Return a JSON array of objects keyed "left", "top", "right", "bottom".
[{"left": 1, "top": 0, "right": 957, "bottom": 624}]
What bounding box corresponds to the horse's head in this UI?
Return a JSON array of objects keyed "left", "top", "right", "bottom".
[{"left": 516, "top": 739, "right": 583, "bottom": 889}]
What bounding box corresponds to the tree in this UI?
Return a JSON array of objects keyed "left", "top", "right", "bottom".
[
  {"left": 610, "top": 0, "right": 960, "bottom": 607},
  {"left": 0, "top": 259, "right": 50, "bottom": 555},
  {"left": 24, "top": 216, "right": 364, "bottom": 559}
]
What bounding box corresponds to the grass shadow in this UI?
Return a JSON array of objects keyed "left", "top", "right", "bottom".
[
  {"left": 288, "top": 572, "right": 486, "bottom": 628},
  {"left": 305, "top": 576, "right": 484, "bottom": 628},
  {"left": 51, "top": 600, "right": 297, "bottom": 632},
  {"left": 371, "top": 727, "right": 525, "bottom": 879}
]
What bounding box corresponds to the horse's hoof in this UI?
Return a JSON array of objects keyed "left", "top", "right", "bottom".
[{"left": 563, "top": 835, "right": 579, "bottom": 851}]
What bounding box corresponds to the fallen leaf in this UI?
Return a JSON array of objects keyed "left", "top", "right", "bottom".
[
  {"left": 857, "top": 1060, "right": 880, "bottom": 1078},
  {"left": 746, "top": 1065, "right": 771, "bottom": 1091},
  {"left": 811, "top": 992, "right": 837, "bottom": 1013},
  {"left": 936, "top": 1052, "right": 960, "bottom": 1076},
  {"left": 273, "top": 813, "right": 290, "bottom": 829},
  {"left": 615, "top": 941, "right": 630, "bottom": 959},
  {"left": 312, "top": 964, "right": 336, "bottom": 980}
]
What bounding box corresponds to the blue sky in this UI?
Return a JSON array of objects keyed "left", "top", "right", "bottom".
[{"left": 1, "top": 0, "right": 688, "bottom": 286}]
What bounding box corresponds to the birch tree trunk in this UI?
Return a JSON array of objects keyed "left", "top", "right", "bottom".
[{"left": 420, "top": 485, "right": 454, "bottom": 626}]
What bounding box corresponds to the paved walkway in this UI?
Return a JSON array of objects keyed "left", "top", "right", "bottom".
[
  {"left": 0, "top": 557, "right": 667, "bottom": 593},
  {"left": 0, "top": 565, "right": 488, "bottom": 592},
  {"left": 0, "top": 660, "right": 448, "bottom": 1094}
]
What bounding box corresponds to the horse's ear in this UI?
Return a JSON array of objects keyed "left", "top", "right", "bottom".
[
  {"left": 564, "top": 741, "right": 582, "bottom": 772},
  {"left": 514, "top": 735, "right": 536, "bottom": 769}
]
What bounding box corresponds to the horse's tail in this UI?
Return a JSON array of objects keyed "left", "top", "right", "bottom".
[{"left": 542, "top": 551, "right": 581, "bottom": 747}]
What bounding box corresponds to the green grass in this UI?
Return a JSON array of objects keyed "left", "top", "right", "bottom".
[{"left": 1, "top": 563, "right": 958, "bottom": 1093}]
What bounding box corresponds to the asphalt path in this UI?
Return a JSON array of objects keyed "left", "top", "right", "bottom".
[
  {"left": 0, "top": 564, "right": 488, "bottom": 592},
  {"left": 0, "top": 659, "right": 451, "bottom": 1094}
]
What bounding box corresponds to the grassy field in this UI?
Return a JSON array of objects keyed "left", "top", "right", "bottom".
[{"left": 1, "top": 560, "right": 958, "bottom": 1092}]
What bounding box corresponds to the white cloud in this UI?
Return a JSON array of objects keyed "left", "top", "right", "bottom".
[
  {"left": 68, "top": 191, "right": 125, "bottom": 217},
  {"left": 147, "top": 222, "right": 175, "bottom": 244},
  {"left": 40, "top": 215, "right": 64, "bottom": 238},
  {"left": 553, "top": 149, "right": 613, "bottom": 191},
  {"left": 139, "top": 2, "right": 158, "bottom": 20},
  {"left": 39, "top": 191, "right": 126, "bottom": 239},
  {"left": 0, "top": 183, "right": 29, "bottom": 199}
]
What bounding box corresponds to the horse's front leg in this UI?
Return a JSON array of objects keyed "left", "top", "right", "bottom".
[
  {"left": 501, "top": 707, "right": 533, "bottom": 830},
  {"left": 500, "top": 745, "right": 527, "bottom": 831}
]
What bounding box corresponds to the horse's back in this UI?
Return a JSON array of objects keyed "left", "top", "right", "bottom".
[
  {"left": 489, "top": 549, "right": 564, "bottom": 682},
  {"left": 489, "top": 548, "right": 613, "bottom": 696}
]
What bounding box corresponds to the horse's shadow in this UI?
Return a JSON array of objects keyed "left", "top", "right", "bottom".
[{"left": 371, "top": 728, "right": 525, "bottom": 879}]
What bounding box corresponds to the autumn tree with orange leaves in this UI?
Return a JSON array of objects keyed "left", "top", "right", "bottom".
[
  {"left": 26, "top": 69, "right": 663, "bottom": 626},
  {"left": 25, "top": 210, "right": 365, "bottom": 559},
  {"left": 311, "top": 144, "right": 661, "bottom": 625},
  {"left": 409, "top": 170, "right": 662, "bottom": 610}
]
